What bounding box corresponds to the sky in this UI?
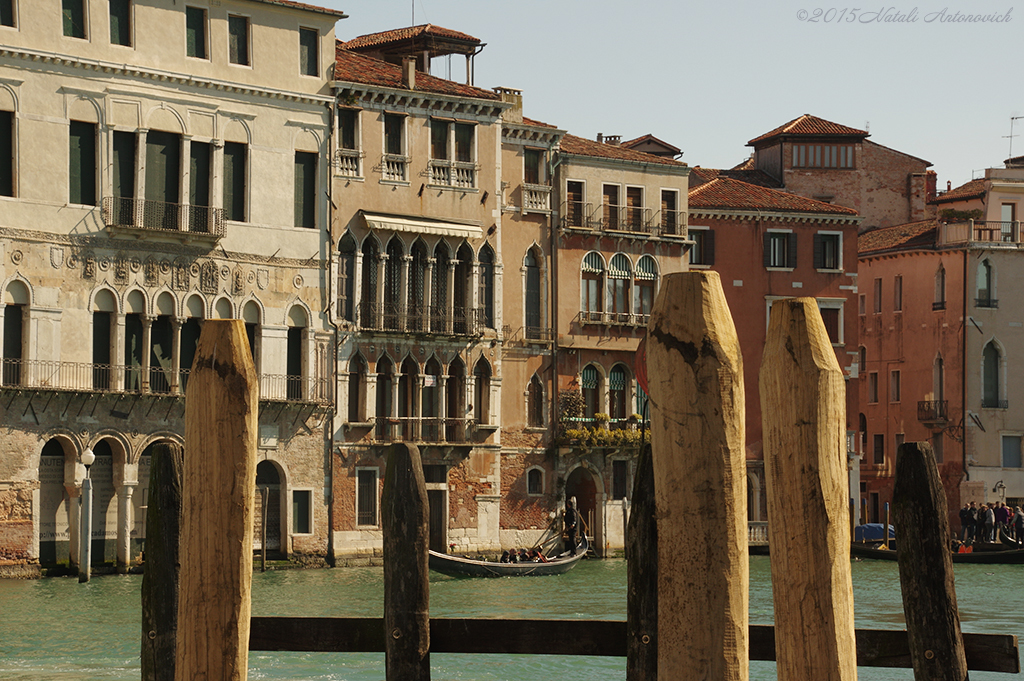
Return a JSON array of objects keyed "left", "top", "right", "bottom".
[{"left": 317, "top": 0, "right": 1021, "bottom": 190}]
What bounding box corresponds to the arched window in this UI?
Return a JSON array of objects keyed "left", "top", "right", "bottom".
[
  {"left": 977, "top": 259, "right": 995, "bottom": 307},
  {"left": 399, "top": 357, "right": 418, "bottom": 439},
  {"left": 609, "top": 364, "right": 629, "bottom": 426},
  {"left": 376, "top": 356, "right": 394, "bottom": 439},
  {"left": 431, "top": 243, "right": 450, "bottom": 333},
  {"left": 474, "top": 358, "right": 491, "bottom": 425},
  {"left": 582, "top": 364, "right": 601, "bottom": 421},
  {"left": 286, "top": 305, "right": 307, "bottom": 400},
  {"left": 983, "top": 341, "right": 1002, "bottom": 408},
  {"left": 408, "top": 240, "right": 428, "bottom": 331},
  {"left": 3, "top": 281, "right": 28, "bottom": 386},
  {"left": 581, "top": 252, "right": 604, "bottom": 319},
  {"left": 454, "top": 243, "right": 473, "bottom": 334},
  {"left": 242, "top": 300, "right": 261, "bottom": 367},
  {"left": 527, "top": 467, "right": 543, "bottom": 495},
  {"left": 446, "top": 358, "right": 465, "bottom": 441},
  {"left": 348, "top": 355, "right": 366, "bottom": 423},
  {"left": 384, "top": 238, "right": 403, "bottom": 330},
  {"left": 934, "top": 265, "right": 946, "bottom": 309},
  {"left": 525, "top": 249, "right": 542, "bottom": 339},
  {"left": 608, "top": 254, "right": 631, "bottom": 322},
  {"left": 528, "top": 374, "right": 544, "bottom": 427},
  {"left": 479, "top": 243, "right": 495, "bottom": 329},
  {"left": 361, "top": 239, "right": 380, "bottom": 329},
  {"left": 858, "top": 413, "right": 867, "bottom": 454},
  {"left": 92, "top": 289, "right": 117, "bottom": 390},
  {"left": 934, "top": 355, "right": 944, "bottom": 403},
  {"left": 422, "top": 358, "right": 442, "bottom": 440},
  {"left": 635, "top": 255, "right": 658, "bottom": 320},
  {"left": 338, "top": 234, "right": 356, "bottom": 322}
]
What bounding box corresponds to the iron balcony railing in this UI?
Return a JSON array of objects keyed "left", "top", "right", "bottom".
[
  {"left": 0, "top": 359, "right": 329, "bottom": 404},
  {"left": 560, "top": 200, "right": 684, "bottom": 238},
  {"left": 932, "top": 300, "right": 946, "bottom": 311},
  {"left": 560, "top": 200, "right": 593, "bottom": 229},
  {"left": 357, "top": 303, "right": 483, "bottom": 336},
  {"left": 982, "top": 398, "right": 1009, "bottom": 409},
  {"left": 573, "top": 310, "right": 651, "bottom": 328},
  {"left": 102, "top": 197, "right": 225, "bottom": 239},
  {"left": 373, "top": 416, "right": 469, "bottom": 443},
  {"left": 976, "top": 297, "right": 999, "bottom": 309},
  {"left": 917, "top": 400, "right": 948, "bottom": 423}
]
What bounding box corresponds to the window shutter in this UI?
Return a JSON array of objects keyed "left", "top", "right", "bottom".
[
  {"left": 705, "top": 230, "right": 716, "bottom": 266},
  {"left": 787, "top": 232, "right": 798, "bottom": 268},
  {"left": 813, "top": 234, "right": 824, "bottom": 269},
  {"left": 762, "top": 232, "right": 772, "bottom": 268}
]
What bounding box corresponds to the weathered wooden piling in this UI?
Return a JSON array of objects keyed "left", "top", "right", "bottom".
[
  {"left": 141, "top": 442, "right": 183, "bottom": 681},
  {"left": 647, "top": 271, "right": 748, "bottom": 680},
  {"left": 626, "top": 442, "right": 657, "bottom": 680},
  {"left": 759, "top": 297, "right": 857, "bottom": 681},
  {"left": 382, "top": 442, "right": 431, "bottom": 680},
  {"left": 175, "top": 320, "right": 258, "bottom": 681},
  {"left": 892, "top": 441, "right": 969, "bottom": 681}
]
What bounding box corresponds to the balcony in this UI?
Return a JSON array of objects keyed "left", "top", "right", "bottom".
[
  {"left": 427, "top": 160, "right": 477, "bottom": 189},
  {"left": 333, "top": 149, "right": 361, "bottom": 177},
  {"left": 357, "top": 303, "right": 483, "bottom": 336},
  {"left": 573, "top": 310, "right": 650, "bottom": 328},
  {"left": 975, "top": 297, "right": 999, "bottom": 309},
  {"left": 102, "top": 197, "right": 225, "bottom": 242},
  {"left": 917, "top": 400, "right": 948, "bottom": 427},
  {"left": 560, "top": 200, "right": 593, "bottom": 229},
  {"left": 560, "top": 201, "right": 684, "bottom": 238},
  {"left": 373, "top": 417, "right": 469, "bottom": 444},
  {"left": 504, "top": 325, "right": 554, "bottom": 346},
  {"left": 982, "top": 398, "right": 1009, "bottom": 409},
  {"left": 381, "top": 154, "right": 408, "bottom": 182},
  {"left": 938, "top": 220, "right": 1021, "bottom": 246},
  {"left": 654, "top": 208, "right": 685, "bottom": 236},
  {"left": 0, "top": 358, "right": 330, "bottom": 404},
  {"left": 522, "top": 184, "right": 551, "bottom": 213},
  {"left": 932, "top": 300, "right": 946, "bottom": 311}
]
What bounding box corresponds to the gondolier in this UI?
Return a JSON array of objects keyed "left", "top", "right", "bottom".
[{"left": 564, "top": 498, "right": 579, "bottom": 556}]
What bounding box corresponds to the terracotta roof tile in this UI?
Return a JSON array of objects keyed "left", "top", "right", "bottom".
[
  {"left": 557, "top": 133, "right": 685, "bottom": 167},
  {"left": 689, "top": 167, "right": 782, "bottom": 190},
  {"left": 859, "top": 220, "right": 938, "bottom": 253},
  {"left": 688, "top": 177, "right": 857, "bottom": 215},
  {"left": 249, "top": 0, "right": 347, "bottom": 17},
  {"left": 620, "top": 133, "right": 681, "bottom": 154},
  {"left": 931, "top": 178, "right": 986, "bottom": 204},
  {"left": 747, "top": 114, "right": 869, "bottom": 146},
  {"left": 522, "top": 117, "right": 557, "bottom": 129},
  {"left": 342, "top": 24, "right": 481, "bottom": 50},
  {"left": 334, "top": 46, "right": 501, "bottom": 100}
]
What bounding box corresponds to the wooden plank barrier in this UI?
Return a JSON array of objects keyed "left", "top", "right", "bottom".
[
  {"left": 760, "top": 298, "right": 857, "bottom": 680},
  {"left": 247, "top": 617, "right": 1019, "bottom": 672},
  {"left": 893, "top": 442, "right": 969, "bottom": 680},
  {"left": 175, "top": 320, "right": 259, "bottom": 681},
  {"left": 646, "top": 271, "right": 748, "bottom": 680}
]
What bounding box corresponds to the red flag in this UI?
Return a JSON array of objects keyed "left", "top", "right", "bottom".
[{"left": 634, "top": 333, "right": 648, "bottom": 395}]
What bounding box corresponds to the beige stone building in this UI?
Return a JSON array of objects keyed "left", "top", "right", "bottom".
[{"left": 0, "top": 0, "right": 341, "bottom": 575}]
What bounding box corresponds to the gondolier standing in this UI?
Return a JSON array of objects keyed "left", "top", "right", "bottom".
[{"left": 564, "top": 498, "right": 579, "bottom": 555}]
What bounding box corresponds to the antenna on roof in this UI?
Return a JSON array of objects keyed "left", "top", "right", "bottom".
[
  {"left": 1004, "top": 116, "right": 1024, "bottom": 161},
  {"left": 412, "top": 0, "right": 415, "bottom": 25}
]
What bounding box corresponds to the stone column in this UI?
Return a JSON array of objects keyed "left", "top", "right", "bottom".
[
  {"left": 399, "top": 254, "right": 411, "bottom": 331},
  {"left": 116, "top": 482, "right": 137, "bottom": 569},
  {"left": 353, "top": 250, "right": 364, "bottom": 326},
  {"left": 446, "top": 262, "right": 456, "bottom": 334},
  {"left": 424, "top": 258, "right": 434, "bottom": 327},
  {"left": 114, "top": 313, "right": 126, "bottom": 391},
  {"left": 140, "top": 315, "right": 154, "bottom": 392},
  {"left": 376, "top": 254, "right": 387, "bottom": 329},
  {"left": 170, "top": 317, "right": 182, "bottom": 394}
]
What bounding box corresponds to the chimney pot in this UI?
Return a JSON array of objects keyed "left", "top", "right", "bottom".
[{"left": 402, "top": 57, "right": 416, "bottom": 89}]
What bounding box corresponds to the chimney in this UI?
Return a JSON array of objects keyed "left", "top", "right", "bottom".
[
  {"left": 605, "top": 135, "right": 621, "bottom": 146},
  {"left": 402, "top": 57, "right": 416, "bottom": 90},
  {"left": 494, "top": 87, "right": 523, "bottom": 124},
  {"left": 597, "top": 133, "right": 603, "bottom": 144}
]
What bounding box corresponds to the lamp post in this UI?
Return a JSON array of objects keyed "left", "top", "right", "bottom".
[{"left": 79, "top": 448, "right": 95, "bottom": 583}]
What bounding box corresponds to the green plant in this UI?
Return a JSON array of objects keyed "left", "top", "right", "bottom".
[
  {"left": 558, "top": 388, "right": 584, "bottom": 422},
  {"left": 939, "top": 208, "right": 984, "bottom": 222},
  {"left": 594, "top": 412, "right": 610, "bottom": 426}
]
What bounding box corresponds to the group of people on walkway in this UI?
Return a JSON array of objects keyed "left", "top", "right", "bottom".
[{"left": 960, "top": 501, "right": 1024, "bottom": 544}]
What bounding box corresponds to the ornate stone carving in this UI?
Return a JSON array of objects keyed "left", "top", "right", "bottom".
[
  {"left": 200, "top": 261, "right": 218, "bottom": 294},
  {"left": 233, "top": 268, "right": 245, "bottom": 296},
  {"left": 50, "top": 247, "right": 65, "bottom": 269},
  {"left": 257, "top": 269, "right": 269, "bottom": 290},
  {"left": 114, "top": 257, "right": 128, "bottom": 285},
  {"left": 83, "top": 254, "right": 96, "bottom": 279},
  {"left": 144, "top": 257, "right": 158, "bottom": 286},
  {"left": 173, "top": 259, "right": 190, "bottom": 291}
]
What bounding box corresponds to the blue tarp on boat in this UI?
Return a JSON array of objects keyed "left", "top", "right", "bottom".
[{"left": 855, "top": 523, "right": 896, "bottom": 542}]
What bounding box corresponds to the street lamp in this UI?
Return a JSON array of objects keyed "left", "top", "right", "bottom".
[{"left": 79, "top": 448, "right": 95, "bottom": 584}]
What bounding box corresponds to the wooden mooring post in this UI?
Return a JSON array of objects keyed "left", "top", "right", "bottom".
[
  {"left": 625, "top": 442, "right": 656, "bottom": 679},
  {"left": 760, "top": 298, "right": 857, "bottom": 680},
  {"left": 175, "top": 320, "right": 258, "bottom": 681},
  {"left": 645, "top": 271, "right": 748, "bottom": 680},
  {"left": 893, "top": 441, "right": 969, "bottom": 681}
]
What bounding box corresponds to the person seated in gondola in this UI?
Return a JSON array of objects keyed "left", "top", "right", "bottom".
[{"left": 500, "top": 550, "right": 510, "bottom": 563}]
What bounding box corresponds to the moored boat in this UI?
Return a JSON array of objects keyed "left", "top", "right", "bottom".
[
  {"left": 850, "top": 541, "right": 1024, "bottom": 564},
  {"left": 428, "top": 536, "right": 589, "bottom": 578}
]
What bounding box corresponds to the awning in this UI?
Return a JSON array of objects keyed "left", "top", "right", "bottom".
[{"left": 361, "top": 212, "right": 483, "bottom": 239}]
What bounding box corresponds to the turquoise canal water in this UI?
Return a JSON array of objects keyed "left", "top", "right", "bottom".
[{"left": 1, "top": 556, "right": 1022, "bottom": 680}]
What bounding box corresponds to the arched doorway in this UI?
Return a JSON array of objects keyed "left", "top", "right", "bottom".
[
  {"left": 564, "top": 466, "right": 599, "bottom": 552},
  {"left": 38, "top": 438, "right": 73, "bottom": 565},
  {"left": 255, "top": 460, "right": 283, "bottom": 556}
]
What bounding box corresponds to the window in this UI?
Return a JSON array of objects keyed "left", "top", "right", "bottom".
[
  {"left": 895, "top": 433, "right": 905, "bottom": 455},
  {"left": 792, "top": 143, "right": 855, "bottom": 169},
  {"left": 479, "top": 244, "right": 495, "bottom": 328},
  {"left": 69, "top": 121, "right": 96, "bottom": 206},
  {"left": 525, "top": 250, "right": 542, "bottom": 339},
  {"left": 603, "top": 184, "right": 620, "bottom": 230},
  {"left": 582, "top": 364, "right": 601, "bottom": 421},
  {"left": 1002, "top": 436, "right": 1022, "bottom": 468},
  {"left": 625, "top": 186, "right": 643, "bottom": 231},
  {"left": 384, "top": 114, "right": 403, "bottom": 155},
  {"left": 222, "top": 141, "right": 246, "bottom": 221},
  {"left": 609, "top": 365, "right": 628, "bottom": 424},
  {"left": 858, "top": 346, "right": 867, "bottom": 377},
  {"left": 0, "top": 110, "right": 12, "bottom": 197},
  {"left": 62, "top": 0, "right": 86, "bottom": 38},
  {"left": 635, "top": 255, "right": 657, "bottom": 319},
  {"left": 894, "top": 275, "right": 903, "bottom": 312},
  {"left": 428, "top": 119, "right": 475, "bottom": 187},
  {"left": 455, "top": 123, "right": 473, "bottom": 163},
  {"left": 524, "top": 148, "right": 542, "bottom": 185},
  {"left": 890, "top": 370, "right": 901, "bottom": 402},
  {"left": 814, "top": 232, "right": 841, "bottom": 270},
  {"left": 430, "top": 243, "right": 448, "bottom": 333},
  {"left": 338, "top": 235, "right": 356, "bottom": 322},
  {"left": 858, "top": 294, "right": 866, "bottom": 316},
  {"left": 818, "top": 305, "right": 841, "bottom": 345},
  {"left": 932, "top": 432, "right": 943, "bottom": 464},
  {"left": 144, "top": 130, "right": 181, "bottom": 228},
  {"left": 565, "top": 180, "right": 585, "bottom": 227},
  {"left": 228, "top": 15, "right": 250, "bottom": 66},
  {"left": 356, "top": 469, "right": 378, "bottom": 526},
  {"left": 873, "top": 278, "right": 882, "bottom": 313},
  {"left": 189, "top": 140, "right": 213, "bottom": 231},
  {"left": 764, "top": 231, "right": 796, "bottom": 268},
  {"left": 292, "top": 490, "right": 311, "bottom": 534},
  {"left": 983, "top": 341, "right": 1003, "bottom": 408},
  {"left": 299, "top": 27, "right": 318, "bottom": 77},
  {"left": 581, "top": 252, "right": 604, "bottom": 317},
  {"left": 1, "top": 0, "right": 14, "bottom": 27},
  {"left": 868, "top": 372, "right": 878, "bottom": 403},
  {"left": 294, "top": 151, "right": 316, "bottom": 229},
  {"left": 977, "top": 259, "right": 996, "bottom": 308},
  {"left": 612, "top": 460, "right": 628, "bottom": 500},
  {"left": 109, "top": 0, "right": 130, "bottom": 46},
  {"left": 474, "top": 359, "right": 491, "bottom": 425},
  {"left": 661, "top": 189, "right": 680, "bottom": 235},
  {"left": 185, "top": 6, "right": 207, "bottom": 59},
  {"left": 336, "top": 109, "right": 359, "bottom": 177},
  {"left": 407, "top": 240, "right": 427, "bottom": 331},
  {"left": 2, "top": 300, "right": 23, "bottom": 386},
  {"left": 528, "top": 374, "right": 544, "bottom": 427},
  {"left": 383, "top": 239, "right": 402, "bottom": 330},
  {"left": 934, "top": 266, "right": 946, "bottom": 310},
  {"left": 527, "top": 468, "right": 543, "bottom": 495},
  {"left": 873, "top": 433, "right": 884, "bottom": 465},
  {"left": 608, "top": 254, "right": 631, "bottom": 321}
]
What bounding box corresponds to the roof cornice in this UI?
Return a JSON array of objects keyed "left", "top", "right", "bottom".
[
  {"left": 555, "top": 151, "right": 690, "bottom": 176},
  {"left": 331, "top": 81, "right": 509, "bottom": 119},
  {"left": 688, "top": 208, "right": 860, "bottom": 225}
]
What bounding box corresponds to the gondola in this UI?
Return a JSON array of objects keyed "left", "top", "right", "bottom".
[
  {"left": 428, "top": 536, "right": 589, "bottom": 578},
  {"left": 850, "top": 542, "right": 1024, "bottom": 564}
]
